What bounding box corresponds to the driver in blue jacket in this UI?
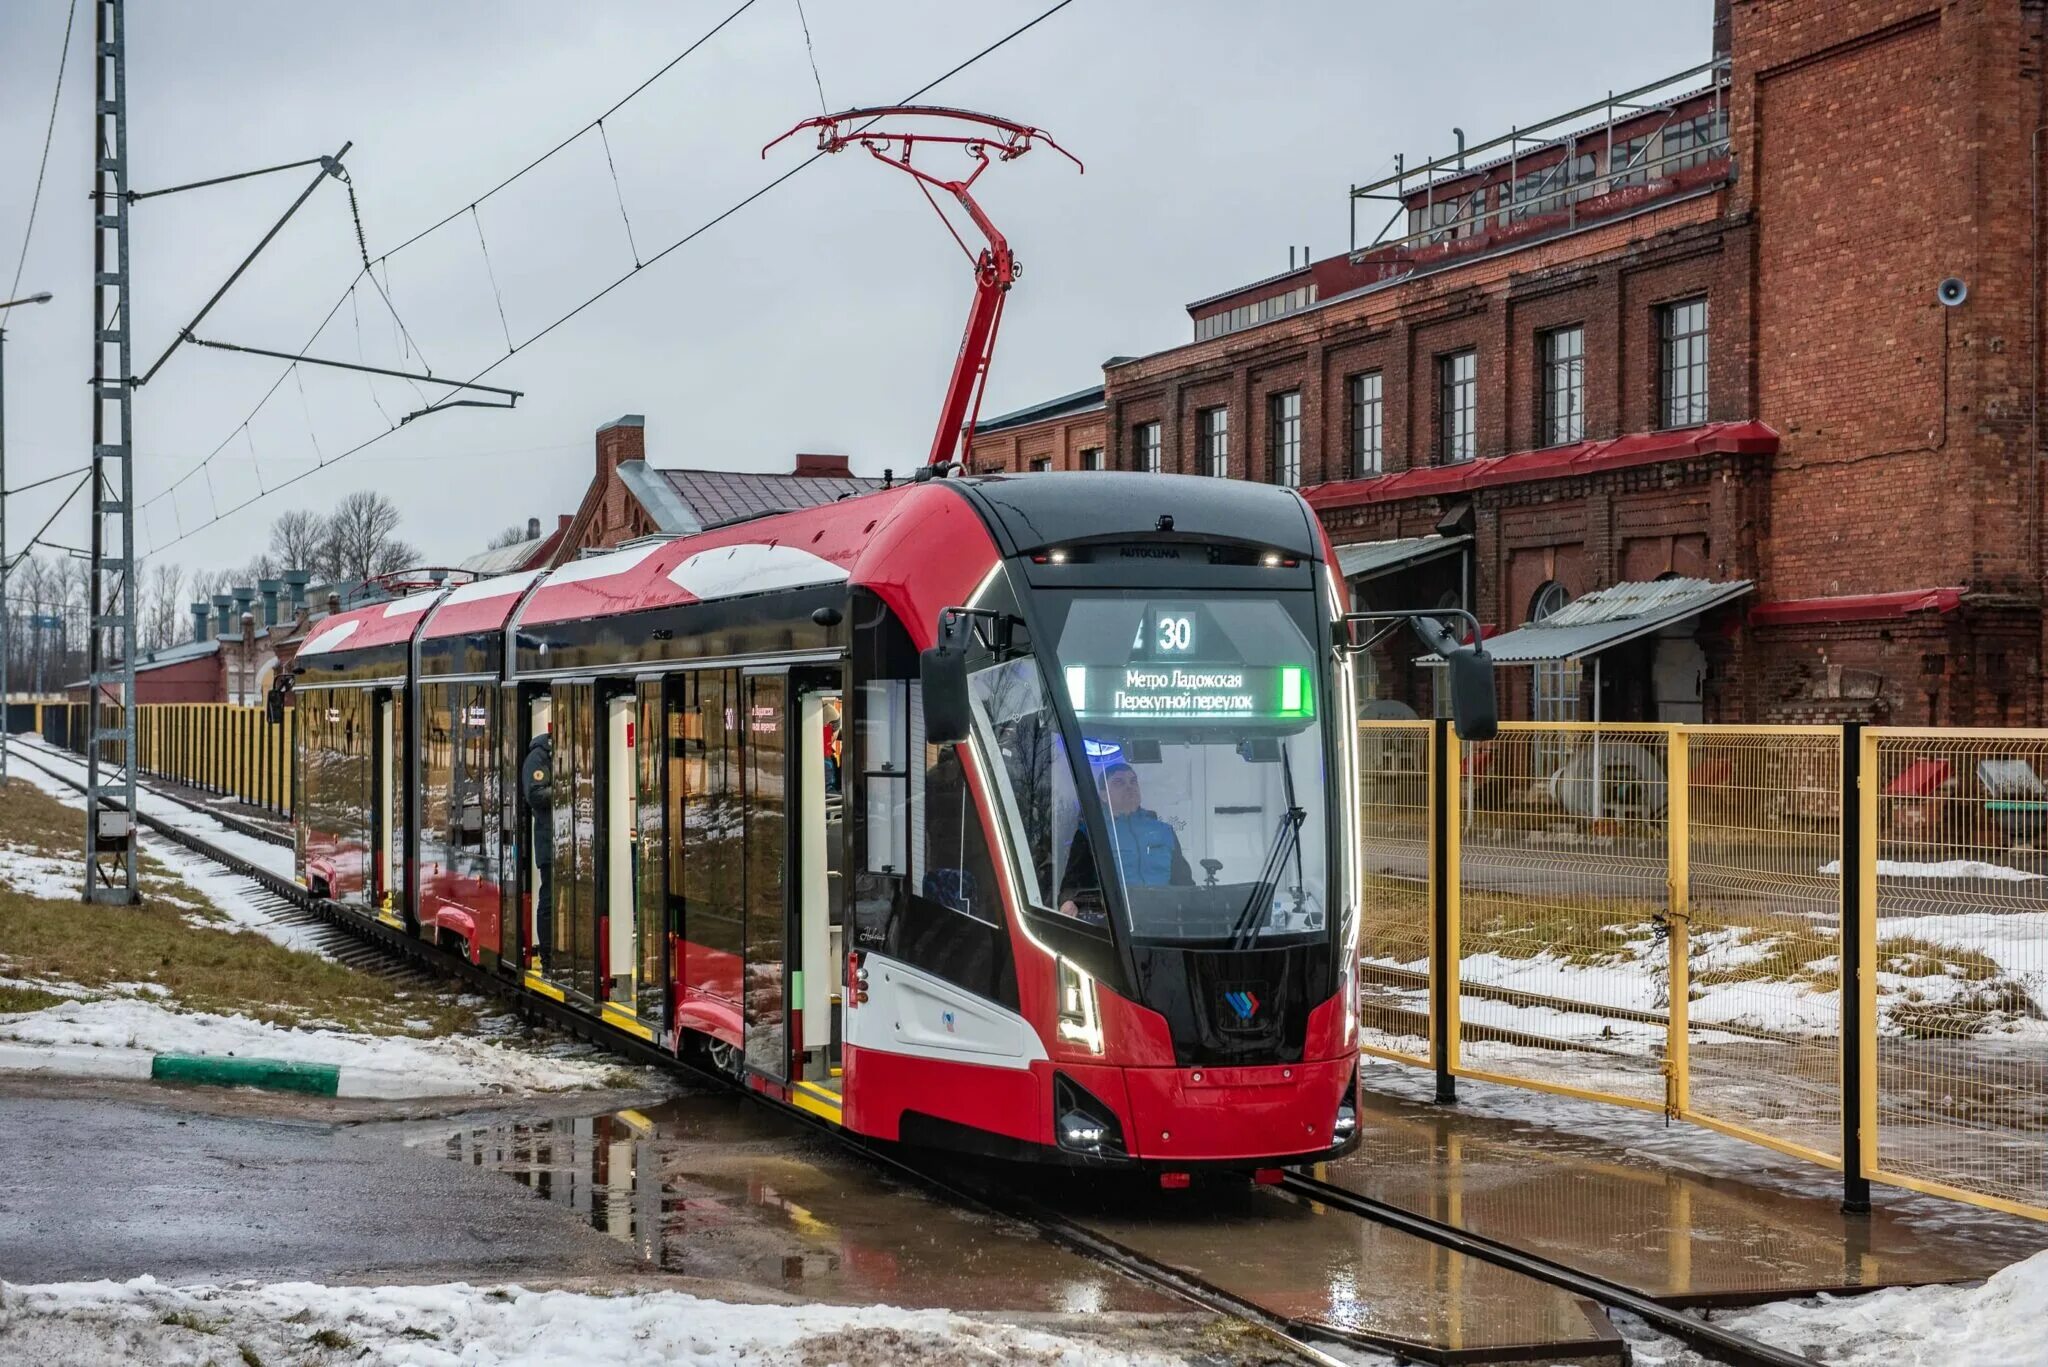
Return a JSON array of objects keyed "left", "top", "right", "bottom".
[{"left": 1058, "top": 762, "right": 1192, "bottom": 918}]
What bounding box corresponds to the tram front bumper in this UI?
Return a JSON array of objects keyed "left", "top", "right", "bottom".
[{"left": 1114, "top": 1054, "right": 1356, "bottom": 1164}]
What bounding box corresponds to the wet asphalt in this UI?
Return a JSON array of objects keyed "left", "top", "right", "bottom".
[{"left": 0, "top": 1078, "right": 652, "bottom": 1286}]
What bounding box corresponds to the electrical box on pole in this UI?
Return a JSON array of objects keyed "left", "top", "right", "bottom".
[
  {"left": 85, "top": 0, "right": 140, "bottom": 902},
  {"left": 764, "top": 106, "right": 1080, "bottom": 470}
]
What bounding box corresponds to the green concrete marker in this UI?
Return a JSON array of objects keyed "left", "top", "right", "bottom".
[{"left": 150, "top": 1054, "right": 342, "bottom": 1096}]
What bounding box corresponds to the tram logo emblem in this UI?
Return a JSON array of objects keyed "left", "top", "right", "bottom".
[
  {"left": 941, "top": 1010, "right": 956, "bottom": 1033},
  {"left": 1221, "top": 990, "right": 1261, "bottom": 1026}
]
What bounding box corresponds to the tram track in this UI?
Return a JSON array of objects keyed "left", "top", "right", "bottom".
[{"left": 7, "top": 738, "right": 1820, "bottom": 1367}]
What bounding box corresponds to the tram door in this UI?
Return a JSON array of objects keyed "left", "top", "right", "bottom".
[
  {"left": 741, "top": 671, "right": 788, "bottom": 1078},
  {"left": 632, "top": 680, "right": 666, "bottom": 1027},
  {"left": 371, "top": 689, "right": 402, "bottom": 920},
  {"left": 550, "top": 682, "right": 601, "bottom": 1000},
  {"left": 524, "top": 693, "right": 551, "bottom": 970},
  {"left": 792, "top": 677, "right": 844, "bottom": 1082},
  {"left": 589, "top": 684, "right": 669, "bottom": 1024}
]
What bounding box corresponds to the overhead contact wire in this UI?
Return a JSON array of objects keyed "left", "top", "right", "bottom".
[
  {"left": 794, "top": 0, "right": 829, "bottom": 115},
  {"left": 471, "top": 206, "right": 516, "bottom": 352},
  {"left": 373, "top": 0, "right": 765, "bottom": 263},
  {"left": 7, "top": 0, "right": 79, "bottom": 303},
  {"left": 597, "top": 121, "right": 643, "bottom": 268}
]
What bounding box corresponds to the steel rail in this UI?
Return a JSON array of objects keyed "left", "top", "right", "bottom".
[{"left": 1282, "top": 1170, "right": 1819, "bottom": 1367}]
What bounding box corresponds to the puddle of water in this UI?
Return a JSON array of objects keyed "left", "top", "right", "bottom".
[
  {"left": 1062, "top": 1178, "right": 1615, "bottom": 1357},
  {"left": 1332, "top": 1086, "right": 2048, "bottom": 1302},
  {"left": 433, "top": 1095, "right": 1171, "bottom": 1314}
]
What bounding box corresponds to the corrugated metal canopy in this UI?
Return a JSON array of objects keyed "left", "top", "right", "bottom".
[
  {"left": 1430, "top": 577, "right": 1752, "bottom": 665},
  {"left": 1334, "top": 533, "right": 1469, "bottom": 581}
]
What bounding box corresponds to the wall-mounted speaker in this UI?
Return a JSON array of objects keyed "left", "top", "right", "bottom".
[{"left": 1937, "top": 276, "right": 1969, "bottom": 307}]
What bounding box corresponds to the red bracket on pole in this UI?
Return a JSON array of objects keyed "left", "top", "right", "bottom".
[{"left": 766, "top": 106, "right": 1081, "bottom": 469}]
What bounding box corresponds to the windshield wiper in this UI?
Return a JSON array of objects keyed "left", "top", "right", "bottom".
[
  {"left": 1227, "top": 744, "right": 1309, "bottom": 949},
  {"left": 1229, "top": 802, "right": 1305, "bottom": 950}
]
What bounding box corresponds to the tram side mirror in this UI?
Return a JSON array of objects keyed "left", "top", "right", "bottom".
[
  {"left": 1409, "top": 613, "right": 1497, "bottom": 743},
  {"left": 1442, "top": 645, "right": 1498, "bottom": 742},
  {"left": 921, "top": 610, "right": 974, "bottom": 746}
]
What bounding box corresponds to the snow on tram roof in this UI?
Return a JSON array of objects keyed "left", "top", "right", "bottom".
[
  {"left": 297, "top": 588, "right": 449, "bottom": 656},
  {"left": 515, "top": 483, "right": 919, "bottom": 628},
  {"left": 419, "top": 568, "right": 545, "bottom": 640}
]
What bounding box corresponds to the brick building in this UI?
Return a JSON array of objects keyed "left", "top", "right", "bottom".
[{"left": 972, "top": 0, "right": 2046, "bottom": 726}]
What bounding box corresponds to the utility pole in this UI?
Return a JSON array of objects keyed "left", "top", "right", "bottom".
[
  {"left": 0, "top": 291, "right": 57, "bottom": 782},
  {"left": 86, "top": 0, "right": 139, "bottom": 902}
]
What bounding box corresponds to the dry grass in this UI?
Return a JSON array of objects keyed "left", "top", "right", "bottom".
[{"left": 0, "top": 779, "right": 471, "bottom": 1037}]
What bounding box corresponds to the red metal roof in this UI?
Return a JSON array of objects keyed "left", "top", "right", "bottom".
[
  {"left": 1748, "top": 586, "right": 1968, "bottom": 627},
  {"left": 1303, "top": 420, "right": 1778, "bottom": 512}
]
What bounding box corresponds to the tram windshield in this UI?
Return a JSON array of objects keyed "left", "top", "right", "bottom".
[{"left": 968, "top": 590, "right": 1328, "bottom": 948}]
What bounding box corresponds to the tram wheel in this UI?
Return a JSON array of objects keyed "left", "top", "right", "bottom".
[{"left": 704, "top": 1039, "right": 744, "bottom": 1079}]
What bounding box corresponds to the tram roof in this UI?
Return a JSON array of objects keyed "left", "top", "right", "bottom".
[
  {"left": 294, "top": 589, "right": 448, "bottom": 658},
  {"left": 418, "top": 569, "right": 546, "bottom": 641},
  {"left": 513, "top": 482, "right": 924, "bottom": 629}
]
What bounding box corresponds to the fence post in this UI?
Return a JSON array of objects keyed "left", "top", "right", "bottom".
[
  {"left": 1840, "top": 721, "right": 1872, "bottom": 1214},
  {"left": 1431, "top": 716, "right": 1458, "bottom": 1104},
  {"left": 1666, "top": 726, "right": 1691, "bottom": 1121}
]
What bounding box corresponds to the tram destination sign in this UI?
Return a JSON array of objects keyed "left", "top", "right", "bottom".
[{"left": 1064, "top": 662, "right": 1312, "bottom": 721}]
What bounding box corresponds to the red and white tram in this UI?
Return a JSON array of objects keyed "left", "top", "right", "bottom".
[{"left": 293, "top": 471, "right": 1491, "bottom": 1171}]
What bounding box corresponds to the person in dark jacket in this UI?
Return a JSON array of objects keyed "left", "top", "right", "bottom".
[{"left": 522, "top": 731, "right": 554, "bottom": 973}]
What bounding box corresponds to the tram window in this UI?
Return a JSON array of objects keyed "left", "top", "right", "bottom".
[
  {"left": 454, "top": 685, "right": 494, "bottom": 857},
  {"left": 859, "top": 679, "right": 908, "bottom": 876},
  {"left": 682, "top": 671, "right": 745, "bottom": 962},
  {"left": 908, "top": 687, "right": 1002, "bottom": 927},
  {"left": 420, "top": 684, "right": 454, "bottom": 877},
  {"left": 965, "top": 655, "right": 1102, "bottom": 928}
]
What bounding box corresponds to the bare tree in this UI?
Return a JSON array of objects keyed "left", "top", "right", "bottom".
[
  {"left": 188, "top": 567, "right": 234, "bottom": 601},
  {"left": 143, "top": 562, "right": 184, "bottom": 652},
  {"left": 268, "top": 508, "right": 326, "bottom": 575},
  {"left": 322, "top": 490, "right": 413, "bottom": 583},
  {"left": 485, "top": 524, "right": 530, "bottom": 550}
]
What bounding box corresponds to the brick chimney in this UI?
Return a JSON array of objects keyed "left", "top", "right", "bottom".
[
  {"left": 793, "top": 452, "right": 851, "bottom": 478},
  {"left": 595, "top": 415, "right": 646, "bottom": 480},
  {"left": 212, "top": 595, "right": 235, "bottom": 640},
  {"left": 258, "top": 578, "right": 283, "bottom": 627},
  {"left": 526, "top": 516, "right": 540, "bottom": 540},
  {"left": 282, "top": 568, "right": 311, "bottom": 616},
  {"left": 191, "top": 601, "right": 211, "bottom": 643}
]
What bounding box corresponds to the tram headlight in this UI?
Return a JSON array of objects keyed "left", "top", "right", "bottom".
[
  {"left": 1053, "top": 1073, "right": 1126, "bottom": 1158},
  {"left": 1055, "top": 957, "right": 1103, "bottom": 1054},
  {"left": 1332, "top": 1064, "right": 1359, "bottom": 1141},
  {"left": 1339, "top": 951, "right": 1357, "bottom": 1046}
]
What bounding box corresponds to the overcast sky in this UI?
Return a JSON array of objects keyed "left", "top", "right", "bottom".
[{"left": 0, "top": 1, "right": 1709, "bottom": 578}]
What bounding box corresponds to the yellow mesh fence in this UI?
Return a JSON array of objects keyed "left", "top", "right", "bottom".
[
  {"left": 1682, "top": 726, "right": 1843, "bottom": 1163},
  {"left": 1452, "top": 723, "right": 1673, "bottom": 1109},
  {"left": 1865, "top": 730, "right": 2048, "bottom": 1220},
  {"left": 1357, "top": 720, "right": 1434, "bottom": 1063}
]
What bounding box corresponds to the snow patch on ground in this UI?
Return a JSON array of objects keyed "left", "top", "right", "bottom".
[
  {"left": 1724, "top": 1246, "right": 2048, "bottom": 1366},
  {"left": 0, "top": 996, "right": 622, "bottom": 1095},
  {"left": 1821, "top": 857, "right": 2045, "bottom": 882},
  {"left": 0, "top": 1278, "right": 1191, "bottom": 1367},
  {"left": 11, "top": 738, "right": 294, "bottom": 878},
  {"left": 0, "top": 848, "right": 86, "bottom": 901}
]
